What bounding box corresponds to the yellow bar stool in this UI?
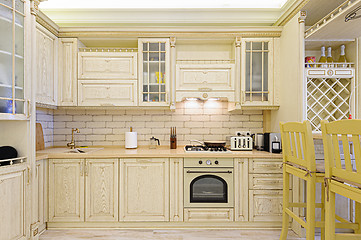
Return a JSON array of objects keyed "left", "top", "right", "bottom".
[
  {"left": 279, "top": 120, "right": 325, "bottom": 240},
  {"left": 321, "top": 119, "right": 361, "bottom": 240}
]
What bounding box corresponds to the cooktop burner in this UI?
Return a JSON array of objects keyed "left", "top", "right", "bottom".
[{"left": 184, "top": 145, "right": 230, "bottom": 153}]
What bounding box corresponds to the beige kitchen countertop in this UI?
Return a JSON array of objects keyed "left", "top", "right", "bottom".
[{"left": 36, "top": 146, "right": 282, "bottom": 160}]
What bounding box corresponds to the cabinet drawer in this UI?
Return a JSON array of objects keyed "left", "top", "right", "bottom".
[
  {"left": 249, "top": 174, "right": 283, "bottom": 190},
  {"left": 184, "top": 208, "right": 234, "bottom": 222},
  {"left": 176, "top": 64, "right": 234, "bottom": 91},
  {"left": 249, "top": 190, "right": 283, "bottom": 222},
  {"left": 78, "top": 80, "right": 137, "bottom": 106},
  {"left": 249, "top": 159, "right": 282, "bottom": 174},
  {"left": 78, "top": 52, "right": 137, "bottom": 79}
]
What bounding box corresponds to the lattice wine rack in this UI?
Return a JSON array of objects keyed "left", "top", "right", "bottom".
[{"left": 305, "top": 64, "right": 355, "bottom": 131}]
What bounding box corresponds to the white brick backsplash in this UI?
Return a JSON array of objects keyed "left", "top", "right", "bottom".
[
  {"left": 49, "top": 104, "right": 263, "bottom": 147},
  {"left": 36, "top": 108, "right": 54, "bottom": 148}
]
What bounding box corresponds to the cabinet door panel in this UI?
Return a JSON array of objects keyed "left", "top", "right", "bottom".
[
  {"left": 86, "top": 159, "right": 118, "bottom": 222},
  {"left": 249, "top": 190, "right": 283, "bottom": 222},
  {"left": 78, "top": 52, "right": 137, "bottom": 79},
  {"left": 121, "top": 158, "right": 169, "bottom": 221},
  {"left": 176, "top": 64, "right": 234, "bottom": 91},
  {"left": 78, "top": 80, "right": 137, "bottom": 106},
  {"left": 36, "top": 25, "right": 57, "bottom": 106},
  {"left": 49, "top": 159, "right": 84, "bottom": 222},
  {"left": 0, "top": 169, "right": 26, "bottom": 240},
  {"left": 234, "top": 158, "right": 248, "bottom": 221}
]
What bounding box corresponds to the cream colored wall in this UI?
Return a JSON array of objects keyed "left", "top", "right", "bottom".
[
  {"left": 270, "top": 13, "right": 304, "bottom": 132},
  {"left": 52, "top": 102, "right": 263, "bottom": 147}
]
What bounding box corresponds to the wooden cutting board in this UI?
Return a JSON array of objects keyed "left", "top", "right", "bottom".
[{"left": 36, "top": 123, "right": 45, "bottom": 151}]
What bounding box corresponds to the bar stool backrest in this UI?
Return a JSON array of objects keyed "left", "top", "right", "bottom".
[
  {"left": 321, "top": 119, "right": 361, "bottom": 185},
  {"left": 280, "top": 120, "right": 316, "bottom": 171}
]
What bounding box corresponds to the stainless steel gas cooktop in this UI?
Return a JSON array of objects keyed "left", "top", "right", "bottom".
[{"left": 184, "top": 145, "right": 231, "bottom": 153}]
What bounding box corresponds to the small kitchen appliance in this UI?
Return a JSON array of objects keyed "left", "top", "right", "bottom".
[
  {"left": 149, "top": 136, "right": 160, "bottom": 149},
  {"left": 254, "top": 133, "right": 264, "bottom": 151},
  {"left": 227, "top": 136, "right": 253, "bottom": 151},
  {"left": 264, "top": 133, "right": 282, "bottom": 153}
]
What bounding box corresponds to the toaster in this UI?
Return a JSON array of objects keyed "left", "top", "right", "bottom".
[{"left": 227, "top": 136, "right": 253, "bottom": 151}]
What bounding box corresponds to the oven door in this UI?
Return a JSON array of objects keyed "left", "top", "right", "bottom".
[{"left": 184, "top": 168, "right": 234, "bottom": 208}]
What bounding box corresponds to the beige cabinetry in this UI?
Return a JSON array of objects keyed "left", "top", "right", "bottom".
[
  {"left": 138, "top": 38, "right": 170, "bottom": 106},
  {"left": 184, "top": 208, "right": 234, "bottom": 222},
  {"left": 120, "top": 158, "right": 169, "bottom": 221},
  {"left": 240, "top": 38, "right": 279, "bottom": 109},
  {"left": 85, "top": 159, "right": 118, "bottom": 222},
  {"left": 49, "top": 159, "right": 85, "bottom": 222},
  {"left": 234, "top": 158, "right": 248, "bottom": 221},
  {"left": 170, "top": 158, "right": 183, "bottom": 222},
  {"left": 36, "top": 24, "right": 58, "bottom": 106},
  {"left": 49, "top": 158, "right": 119, "bottom": 223},
  {"left": 58, "top": 38, "right": 78, "bottom": 106},
  {"left": 248, "top": 158, "right": 283, "bottom": 222},
  {"left": 176, "top": 64, "right": 235, "bottom": 101},
  {"left": 78, "top": 52, "right": 137, "bottom": 79},
  {"left": 78, "top": 51, "right": 138, "bottom": 106},
  {"left": 35, "top": 159, "right": 48, "bottom": 234},
  {"left": 0, "top": 164, "right": 27, "bottom": 240}
]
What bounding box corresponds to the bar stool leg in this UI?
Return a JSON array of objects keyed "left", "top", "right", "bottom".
[
  {"left": 306, "top": 177, "right": 316, "bottom": 240},
  {"left": 321, "top": 182, "right": 325, "bottom": 240},
  {"left": 325, "top": 190, "right": 336, "bottom": 240},
  {"left": 280, "top": 170, "right": 290, "bottom": 240}
]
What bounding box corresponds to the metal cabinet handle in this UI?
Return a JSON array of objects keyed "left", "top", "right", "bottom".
[
  {"left": 27, "top": 99, "right": 31, "bottom": 118},
  {"left": 186, "top": 170, "right": 232, "bottom": 174},
  {"left": 27, "top": 166, "right": 31, "bottom": 184},
  {"left": 85, "top": 162, "right": 89, "bottom": 176},
  {"left": 80, "top": 162, "right": 84, "bottom": 176}
]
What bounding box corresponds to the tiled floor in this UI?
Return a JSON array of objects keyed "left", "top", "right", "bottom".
[{"left": 39, "top": 229, "right": 318, "bottom": 240}]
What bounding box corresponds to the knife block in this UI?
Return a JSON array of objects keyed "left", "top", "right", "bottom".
[{"left": 170, "top": 137, "right": 177, "bottom": 149}]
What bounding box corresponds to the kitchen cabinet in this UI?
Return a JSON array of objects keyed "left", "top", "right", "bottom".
[
  {"left": 120, "top": 158, "right": 169, "bottom": 221},
  {"left": 58, "top": 38, "right": 78, "bottom": 106},
  {"left": 175, "top": 64, "right": 235, "bottom": 101},
  {"left": 85, "top": 159, "right": 118, "bottom": 222},
  {"left": 0, "top": 164, "right": 27, "bottom": 240},
  {"left": 240, "top": 38, "right": 279, "bottom": 109},
  {"left": 170, "top": 158, "right": 183, "bottom": 222},
  {"left": 184, "top": 208, "right": 234, "bottom": 222},
  {"left": 49, "top": 158, "right": 118, "bottom": 222},
  {"left": 49, "top": 159, "right": 84, "bottom": 222},
  {"left": 77, "top": 51, "right": 138, "bottom": 106},
  {"left": 248, "top": 158, "right": 284, "bottom": 222},
  {"left": 234, "top": 158, "right": 248, "bottom": 221},
  {"left": 36, "top": 24, "right": 57, "bottom": 106},
  {"left": 138, "top": 38, "right": 170, "bottom": 106},
  {"left": 78, "top": 52, "right": 137, "bottom": 79},
  {"left": 0, "top": 0, "right": 29, "bottom": 119},
  {"left": 35, "top": 159, "right": 48, "bottom": 234}
]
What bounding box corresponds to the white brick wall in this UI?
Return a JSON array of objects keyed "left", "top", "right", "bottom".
[
  {"left": 36, "top": 108, "right": 54, "bottom": 148},
  {"left": 52, "top": 101, "right": 264, "bottom": 147}
]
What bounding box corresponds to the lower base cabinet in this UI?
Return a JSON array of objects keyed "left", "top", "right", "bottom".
[
  {"left": 184, "top": 208, "right": 234, "bottom": 222},
  {"left": 0, "top": 164, "right": 27, "bottom": 240},
  {"left": 249, "top": 190, "right": 283, "bottom": 221},
  {"left": 120, "top": 158, "right": 169, "bottom": 221},
  {"left": 48, "top": 159, "right": 118, "bottom": 222},
  {"left": 36, "top": 159, "right": 48, "bottom": 234}
]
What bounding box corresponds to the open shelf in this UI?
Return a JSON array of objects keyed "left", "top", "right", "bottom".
[
  {"left": 305, "top": 0, "right": 361, "bottom": 40},
  {"left": 0, "top": 156, "right": 26, "bottom": 167}
]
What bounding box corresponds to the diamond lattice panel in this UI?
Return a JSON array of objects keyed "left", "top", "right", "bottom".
[{"left": 306, "top": 77, "right": 351, "bottom": 131}]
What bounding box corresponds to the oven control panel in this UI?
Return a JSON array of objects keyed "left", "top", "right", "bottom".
[{"left": 184, "top": 158, "right": 233, "bottom": 168}]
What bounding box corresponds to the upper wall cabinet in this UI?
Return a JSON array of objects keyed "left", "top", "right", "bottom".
[
  {"left": 240, "top": 38, "right": 279, "bottom": 109},
  {"left": 77, "top": 50, "right": 138, "bottom": 107},
  {"left": 36, "top": 24, "right": 58, "bottom": 106},
  {"left": 58, "top": 38, "right": 78, "bottom": 106},
  {"left": 78, "top": 52, "right": 137, "bottom": 79},
  {"left": 0, "top": 0, "right": 29, "bottom": 119},
  {"left": 138, "top": 38, "right": 170, "bottom": 106}
]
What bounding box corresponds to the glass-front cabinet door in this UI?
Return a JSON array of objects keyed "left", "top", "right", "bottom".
[
  {"left": 241, "top": 38, "right": 274, "bottom": 107},
  {"left": 138, "top": 38, "right": 170, "bottom": 106},
  {"left": 0, "top": 0, "right": 26, "bottom": 118}
]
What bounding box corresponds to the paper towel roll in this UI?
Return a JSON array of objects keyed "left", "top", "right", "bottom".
[{"left": 125, "top": 132, "right": 137, "bottom": 149}]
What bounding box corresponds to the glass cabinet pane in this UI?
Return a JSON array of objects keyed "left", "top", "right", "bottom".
[
  {"left": 0, "top": 5, "right": 13, "bottom": 53},
  {"left": 141, "top": 40, "right": 167, "bottom": 104},
  {"left": 0, "top": 53, "right": 12, "bottom": 87},
  {"left": 0, "top": 0, "right": 12, "bottom": 8},
  {"left": 0, "top": 99, "right": 12, "bottom": 113},
  {"left": 15, "top": 0, "right": 24, "bottom": 14}
]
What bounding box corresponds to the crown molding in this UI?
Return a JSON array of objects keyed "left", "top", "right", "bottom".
[
  {"left": 273, "top": 0, "right": 310, "bottom": 26},
  {"left": 36, "top": 10, "right": 59, "bottom": 37}
]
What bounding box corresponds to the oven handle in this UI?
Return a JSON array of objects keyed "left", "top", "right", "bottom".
[{"left": 186, "top": 170, "right": 232, "bottom": 174}]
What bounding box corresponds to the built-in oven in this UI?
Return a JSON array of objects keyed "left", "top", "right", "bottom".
[{"left": 184, "top": 158, "right": 233, "bottom": 208}]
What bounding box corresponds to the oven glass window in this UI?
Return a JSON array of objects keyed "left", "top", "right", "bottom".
[{"left": 190, "top": 175, "right": 227, "bottom": 203}]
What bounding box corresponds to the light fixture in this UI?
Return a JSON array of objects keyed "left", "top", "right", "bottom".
[{"left": 185, "top": 97, "right": 200, "bottom": 101}]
